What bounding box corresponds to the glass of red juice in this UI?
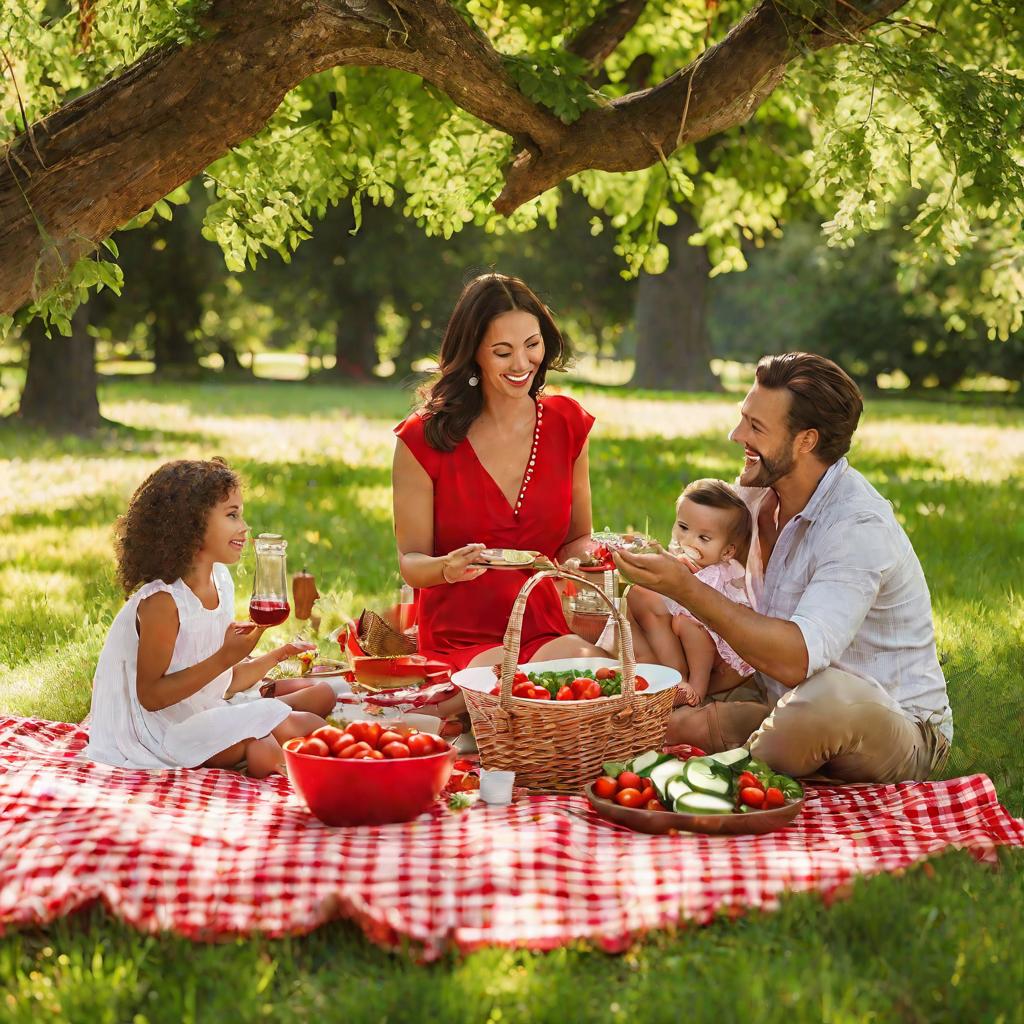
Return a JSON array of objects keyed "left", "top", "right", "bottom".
[{"left": 250, "top": 534, "right": 290, "bottom": 627}]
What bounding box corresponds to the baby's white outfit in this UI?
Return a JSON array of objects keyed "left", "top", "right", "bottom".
[{"left": 85, "top": 563, "right": 290, "bottom": 769}]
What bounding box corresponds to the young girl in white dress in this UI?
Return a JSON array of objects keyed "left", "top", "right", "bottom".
[
  {"left": 86, "top": 458, "right": 335, "bottom": 776},
  {"left": 626, "top": 479, "right": 754, "bottom": 706}
]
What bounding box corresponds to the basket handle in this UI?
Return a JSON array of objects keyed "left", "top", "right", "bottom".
[{"left": 497, "top": 567, "right": 639, "bottom": 711}]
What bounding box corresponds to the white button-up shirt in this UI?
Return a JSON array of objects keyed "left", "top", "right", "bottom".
[{"left": 739, "top": 458, "right": 953, "bottom": 741}]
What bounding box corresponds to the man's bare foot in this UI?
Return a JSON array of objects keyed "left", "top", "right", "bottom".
[{"left": 673, "top": 683, "right": 702, "bottom": 708}]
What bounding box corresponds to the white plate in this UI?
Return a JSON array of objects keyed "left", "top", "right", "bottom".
[{"left": 452, "top": 657, "right": 681, "bottom": 696}]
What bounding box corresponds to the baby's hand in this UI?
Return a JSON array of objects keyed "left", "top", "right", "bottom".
[{"left": 221, "top": 621, "right": 267, "bottom": 664}]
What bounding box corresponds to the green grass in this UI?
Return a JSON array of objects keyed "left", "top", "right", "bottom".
[{"left": 1, "top": 378, "right": 1022, "bottom": 1023}]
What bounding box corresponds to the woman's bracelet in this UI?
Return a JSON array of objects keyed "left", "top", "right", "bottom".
[{"left": 440, "top": 560, "right": 456, "bottom": 585}]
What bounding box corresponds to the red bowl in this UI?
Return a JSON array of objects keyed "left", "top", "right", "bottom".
[{"left": 285, "top": 744, "right": 454, "bottom": 826}]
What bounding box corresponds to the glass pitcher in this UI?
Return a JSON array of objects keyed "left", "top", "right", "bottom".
[{"left": 249, "top": 533, "right": 290, "bottom": 626}]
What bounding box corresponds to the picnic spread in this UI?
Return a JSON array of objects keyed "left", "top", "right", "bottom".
[{"left": 4, "top": 539, "right": 1020, "bottom": 958}]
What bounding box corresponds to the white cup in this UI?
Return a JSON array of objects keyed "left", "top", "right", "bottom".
[{"left": 479, "top": 769, "right": 515, "bottom": 805}]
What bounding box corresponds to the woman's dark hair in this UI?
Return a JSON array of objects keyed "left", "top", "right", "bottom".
[
  {"left": 755, "top": 352, "right": 863, "bottom": 464},
  {"left": 418, "top": 273, "right": 571, "bottom": 451},
  {"left": 115, "top": 458, "right": 241, "bottom": 596},
  {"left": 679, "top": 479, "right": 752, "bottom": 564}
]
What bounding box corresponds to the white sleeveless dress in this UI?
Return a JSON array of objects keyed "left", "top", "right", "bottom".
[{"left": 85, "top": 563, "right": 292, "bottom": 769}]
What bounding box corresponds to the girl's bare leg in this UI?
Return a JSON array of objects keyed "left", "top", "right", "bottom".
[
  {"left": 203, "top": 741, "right": 249, "bottom": 769},
  {"left": 673, "top": 617, "right": 717, "bottom": 702},
  {"left": 272, "top": 680, "right": 337, "bottom": 716},
  {"left": 244, "top": 736, "right": 287, "bottom": 777},
  {"left": 272, "top": 711, "right": 327, "bottom": 743}
]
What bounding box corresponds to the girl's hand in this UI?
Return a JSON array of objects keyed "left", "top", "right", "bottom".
[
  {"left": 221, "top": 621, "right": 267, "bottom": 664},
  {"left": 441, "top": 543, "right": 488, "bottom": 584},
  {"left": 273, "top": 640, "right": 317, "bottom": 663}
]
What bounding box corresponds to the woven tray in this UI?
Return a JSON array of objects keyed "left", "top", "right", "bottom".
[{"left": 460, "top": 568, "right": 676, "bottom": 792}]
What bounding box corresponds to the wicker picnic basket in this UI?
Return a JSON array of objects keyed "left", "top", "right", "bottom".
[{"left": 461, "top": 568, "right": 675, "bottom": 793}]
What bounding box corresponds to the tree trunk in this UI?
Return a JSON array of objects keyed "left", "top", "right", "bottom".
[
  {"left": 331, "top": 300, "right": 379, "bottom": 380},
  {"left": 17, "top": 304, "right": 103, "bottom": 433},
  {"left": 218, "top": 338, "right": 244, "bottom": 374},
  {"left": 631, "top": 207, "right": 721, "bottom": 391}
]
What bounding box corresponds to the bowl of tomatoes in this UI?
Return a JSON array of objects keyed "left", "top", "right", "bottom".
[{"left": 283, "top": 720, "right": 454, "bottom": 826}]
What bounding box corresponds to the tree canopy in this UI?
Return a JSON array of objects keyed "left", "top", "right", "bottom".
[{"left": 2, "top": 0, "right": 1023, "bottom": 342}]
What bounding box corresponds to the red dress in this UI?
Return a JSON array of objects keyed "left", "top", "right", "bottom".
[{"left": 394, "top": 394, "right": 595, "bottom": 669}]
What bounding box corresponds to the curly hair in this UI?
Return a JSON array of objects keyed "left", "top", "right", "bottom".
[
  {"left": 418, "top": 273, "right": 572, "bottom": 451},
  {"left": 115, "top": 458, "right": 241, "bottom": 596}
]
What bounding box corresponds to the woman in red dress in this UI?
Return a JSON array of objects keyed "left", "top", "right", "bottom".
[{"left": 392, "top": 273, "right": 605, "bottom": 683}]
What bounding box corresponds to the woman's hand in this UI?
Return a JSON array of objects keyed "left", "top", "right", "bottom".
[
  {"left": 220, "top": 621, "right": 267, "bottom": 665},
  {"left": 441, "top": 543, "right": 489, "bottom": 584}
]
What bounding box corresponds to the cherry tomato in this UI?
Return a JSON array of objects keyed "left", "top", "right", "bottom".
[
  {"left": 639, "top": 786, "right": 656, "bottom": 805},
  {"left": 617, "top": 771, "right": 642, "bottom": 792},
  {"left": 381, "top": 741, "right": 411, "bottom": 759},
  {"left": 310, "top": 726, "right": 347, "bottom": 748},
  {"left": 634, "top": 676, "right": 649, "bottom": 691},
  {"left": 368, "top": 750, "right": 385, "bottom": 760},
  {"left": 556, "top": 686, "right": 575, "bottom": 701},
  {"left": 407, "top": 733, "right": 437, "bottom": 757},
  {"left": 282, "top": 737, "right": 305, "bottom": 753},
  {"left": 738, "top": 771, "right": 762, "bottom": 791},
  {"left": 594, "top": 776, "right": 618, "bottom": 799},
  {"left": 302, "top": 737, "right": 330, "bottom": 758},
  {"left": 513, "top": 671, "right": 529, "bottom": 684},
  {"left": 377, "top": 730, "right": 405, "bottom": 748},
  {"left": 347, "top": 722, "right": 381, "bottom": 748},
  {"left": 512, "top": 682, "right": 533, "bottom": 698},
  {"left": 582, "top": 680, "right": 603, "bottom": 700},
  {"left": 489, "top": 684, "right": 501, "bottom": 695},
  {"left": 764, "top": 787, "right": 785, "bottom": 809},
  {"left": 740, "top": 786, "right": 766, "bottom": 808},
  {"left": 646, "top": 799, "right": 666, "bottom": 811},
  {"left": 595, "top": 667, "right": 616, "bottom": 681},
  {"left": 570, "top": 677, "right": 592, "bottom": 698},
  {"left": 336, "top": 742, "right": 360, "bottom": 759},
  {"left": 423, "top": 733, "right": 447, "bottom": 753},
  {"left": 531, "top": 687, "right": 552, "bottom": 700},
  {"left": 615, "top": 787, "right": 645, "bottom": 808}
]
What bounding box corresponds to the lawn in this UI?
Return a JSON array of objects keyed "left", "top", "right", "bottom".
[{"left": 0, "top": 377, "right": 1022, "bottom": 1023}]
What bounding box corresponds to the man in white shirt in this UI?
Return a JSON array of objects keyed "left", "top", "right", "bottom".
[{"left": 614, "top": 352, "right": 952, "bottom": 784}]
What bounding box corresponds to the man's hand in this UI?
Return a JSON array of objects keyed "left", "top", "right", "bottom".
[{"left": 612, "top": 545, "right": 698, "bottom": 604}]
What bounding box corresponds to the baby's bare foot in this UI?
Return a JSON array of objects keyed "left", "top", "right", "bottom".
[{"left": 673, "top": 683, "right": 702, "bottom": 707}]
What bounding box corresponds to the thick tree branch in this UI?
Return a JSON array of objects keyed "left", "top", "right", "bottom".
[
  {"left": 567, "top": 0, "right": 649, "bottom": 68},
  {"left": 0, "top": 0, "right": 909, "bottom": 314},
  {"left": 494, "top": 0, "right": 911, "bottom": 212}
]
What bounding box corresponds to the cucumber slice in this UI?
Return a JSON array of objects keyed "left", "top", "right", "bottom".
[
  {"left": 681, "top": 759, "right": 732, "bottom": 796},
  {"left": 630, "top": 750, "right": 669, "bottom": 777},
  {"left": 673, "top": 792, "right": 734, "bottom": 815},
  {"left": 706, "top": 747, "right": 751, "bottom": 771},
  {"left": 648, "top": 759, "right": 685, "bottom": 803},
  {"left": 665, "top": 778, "right": 694, "bottom": 804}
]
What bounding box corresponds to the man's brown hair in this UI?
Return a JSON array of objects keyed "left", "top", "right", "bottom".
[
  {"left": 755, "top": 352, "right": 863, "bottom": 464},
  {"left": 679, "top": 479, "right": 752, "bottom": 564}
]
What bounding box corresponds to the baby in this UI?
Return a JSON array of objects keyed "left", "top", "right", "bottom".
[{"left": 627, "top": 479, "right": 753, "bottom": 706}]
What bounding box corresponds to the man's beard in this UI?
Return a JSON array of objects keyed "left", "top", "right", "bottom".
[{"left": 741, "top": 443, "right": 795, "bottom": 487}]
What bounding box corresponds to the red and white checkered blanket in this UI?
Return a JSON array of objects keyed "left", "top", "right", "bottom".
[{"left": 1, "top": 717, "right": 1021, "bottom": 959}]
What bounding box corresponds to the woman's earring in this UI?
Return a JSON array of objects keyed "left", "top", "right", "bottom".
[{"left": 468, "top": 374, "right": 479, "bottom": 387}]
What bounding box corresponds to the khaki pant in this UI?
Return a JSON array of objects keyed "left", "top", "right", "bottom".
[{"left": 667, "top": 667, "right": 950, "bottom": 784}]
